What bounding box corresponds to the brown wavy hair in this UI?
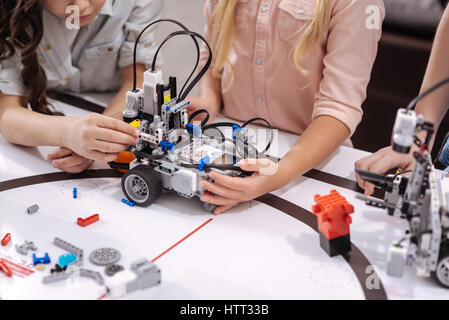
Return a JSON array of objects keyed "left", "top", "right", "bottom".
[{"left": 0, "top": 0, "right": 62, "bottom": 115}]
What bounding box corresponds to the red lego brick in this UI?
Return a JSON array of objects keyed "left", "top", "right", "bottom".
[
  {"left": 312, "top": 190, "right": 354, "bottom": 240},
  {"left": 77, "top": 214, "right": 99, "bottom": 227},
  {"left": 1, "top": 233, "right": 11, "bottom": 246},
  {"left": 0, "top": 259, "right": 13, "bottom": 277}
]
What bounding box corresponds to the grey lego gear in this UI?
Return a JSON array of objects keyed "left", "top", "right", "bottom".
[
  {"left": 26, "top": 204, "right": 39, "bottom": 215},
  {"left": 105, "top": 264, "right": 124, "bottom": 276},
  {"left": 89, "top": 248, "right": 121, "bottom": 266},
  {"left": 80, "top": 268, "right": 104, "bottom": 285}
]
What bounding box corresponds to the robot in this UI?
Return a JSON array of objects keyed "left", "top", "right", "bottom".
[
  {"left": 109, "top": 23, "right": 271, "bottom": 213},
  {"left": 357, "top": 108, "right": 449, "bottom": 287}
]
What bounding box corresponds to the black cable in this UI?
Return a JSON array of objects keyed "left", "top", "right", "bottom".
[
  {"left": 407, "top": 76, "right": 449, "bottom": 110},
  {"left": 202, "top": 121, "right": 239, "bottom": 131},
  {"left": 393, "top": 170, "right": 413, "bottom": 178},
  {"left": 108, "top": 162, "right": 130, "bottom": 170},
  {"left": 151, "top": 30, "right": 213, "bottom": 102},
  {"left": 188, "top": 109, "right": 210, "bottom": 127},
  {"left": 134, "top": 150, "right": 165, "bottom": 160},
  {"left": 242, "top": 117, "right": 273, "bottom": 154},
  {"left": 179, "top": 162, "right": 253, "bottom": 174},
  {"left": 132, "top": 19, "right": 200, "bottom": 99}
]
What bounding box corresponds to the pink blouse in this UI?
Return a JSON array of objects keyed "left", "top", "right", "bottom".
[{"left": 201, "top": 0, "right": 385, "bottom": 137}]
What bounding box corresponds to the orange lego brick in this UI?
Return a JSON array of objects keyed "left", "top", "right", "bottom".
[
  {"left": 114, "top": 151, "right": 136, "bottom": 173},
  {"left": 312, "top": 190, "right": 354, "bottom": 240},
  {"left": 77, "top": 214, "right": 100, "bottom": 227},
  {"left": 0, "top": 259, "right": 13, "bottom": 277}
]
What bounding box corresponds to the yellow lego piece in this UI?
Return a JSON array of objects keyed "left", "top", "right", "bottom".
[
  {"left": 164, "top": 94, "right": 171, "bottom": 103},
  {"left": 130, "top": 119, "right": 141, "bottom": 128}
]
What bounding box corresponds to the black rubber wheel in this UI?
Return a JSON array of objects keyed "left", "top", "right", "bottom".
[
  {"left": 432, "top": 242, "right": 449, "bottom": 288},
  {"left": 121, "top": 165, "right": 162, "bottom": 207}
]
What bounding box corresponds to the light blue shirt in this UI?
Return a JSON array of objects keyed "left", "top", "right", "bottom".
[{"left": 0, "top": 0, "right": 164, "bottom": 96}]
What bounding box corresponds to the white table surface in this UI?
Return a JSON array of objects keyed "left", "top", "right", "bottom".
[{"left": 0, "top": 95, "right": 447, "bottom": 300}]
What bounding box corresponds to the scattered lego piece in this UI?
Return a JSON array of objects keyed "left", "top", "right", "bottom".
[
  {"left": 312, "top": 190, "right": 354, "bottom": 257},
  {"left": 73, "top": 187, "right": 78, "bottom": 199},
  {"left": 32, "top": 253, "right": 51, "bottom": 266},
  {"left": 25, "top": 241, "right": 37, "bottom": 251},
  {"left": 35, "top": 264, "right": 46, "bottom": 271},
  {"left": 105, "top": 270, "right": 137, "bottom": 299},
  {"left": 0, "top": 259, "right": 13, "bottom": 277},
  {"left": 1, "top": 233, "right": 11, "bottom": 246},
  {"left": 128, "top": 258, "right": 161, "bottom": 291},
  {"left": 1, "top": 259, "right": 34, "bottom": 277},
  {"left": 26, "top": 204, "right": 39, "bottom": 215},
  {"left": 52, "top": 238, "right": 84, "bottom": 266},
  {"left": 80, "top": 268, "right": 104, "bottom": 285},
  {"left": 89, "top": 248, "right": 121, "bottom": 266},
  {"left": 15, "top": 241, "right": 37, "bottom": 255},
  {"left": 105, "top": 264, "right": 124, "bottom": 277},
  {"left": 50, "top": 264, "right": 67, "bottom": 274},
  {"left": 43, "top": 269, "right": 74, "bottom": 284},
  {"left": 58, "top": 253, "right": 77, "bottom": 268},
  {"left": 105, "top": 258, "right": 161, "bottom": 299},
  {"left": 121, "top": 198, "right": 135, "bottom": 207},
  {"left": 15, "top": 244, "right": 27, "bottom": 255},
  {"left": 77, "top": 214, "right": 99, "bottom": 227}
]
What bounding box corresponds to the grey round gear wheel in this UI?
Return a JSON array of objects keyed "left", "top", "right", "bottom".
[
  {"left": 105, "top": 264, "right": 124, "bottom": 276},
  {"left": 89, "top": 248, "right": 121, "bottom": 266}
]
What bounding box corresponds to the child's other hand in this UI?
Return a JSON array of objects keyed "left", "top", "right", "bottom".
[
  {"left": 199, "top": 159, "right": 279, "bottom": 215},
  {"left": 187, "top": 95, "right": 221, "bottom": 124},
  {"left": 47, "top": 147, "right": 94, "bottom": 174},
  {"left": 63, "top": 113, "right": 140, "bottom": 163},
  {"left": 355, "top": 146, "right": 415, "bottom": 196}
]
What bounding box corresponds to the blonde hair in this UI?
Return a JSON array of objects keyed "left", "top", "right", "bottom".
[{"left": 211, "top": 0, "right": 331, "bottom": 78}]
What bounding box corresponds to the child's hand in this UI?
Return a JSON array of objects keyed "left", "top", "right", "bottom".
[
  {"left": 63, "top": 113, "right": 140, "bottom": 163},
  {"left": 199, "top": 159, "right": 279, "bottom": 215},
  {"left": 355, "top": 146, "right": 415, "bottom": 196},
  {"left": 187, "top": 95, "right": 221, "bottom": 124},
  {"left": 47, "top": 147, "right": 94, "bottom": 174}
]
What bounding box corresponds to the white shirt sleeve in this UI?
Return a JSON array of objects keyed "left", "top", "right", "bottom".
[{"left": 118, "top": 0, "right": 165, "bottom": 68}]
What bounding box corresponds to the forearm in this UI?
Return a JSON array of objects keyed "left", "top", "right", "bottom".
[
  {"left": 103, "top": 87, "right": 129, "bottom": 119},
  {"left": 104, "top": 64, "right": 146, "bottom": 118},
  {"left": 415, "top": 7, "right": 449, "bottom": 133},
  {"left": 274, "top": 115, "right": 350, "bottom": 188},
  {"left": 0, "top": 104, "right": 67, "bottom": 147},
  {"left": 198, "top": 71, "right": 222, "bottom": 112}
]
